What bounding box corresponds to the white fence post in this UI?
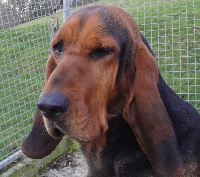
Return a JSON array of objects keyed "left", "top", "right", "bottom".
[{"left": 63, "top": 0, "right": 70, "bottom": 22}]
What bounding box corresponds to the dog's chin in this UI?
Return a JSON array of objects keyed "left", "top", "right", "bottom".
[
  {"left": 47, "top": 125, "right": 103, "bottom": 143},
  {"left": 69, "top": 127, "right": 108, "bottom": 144},
  {"left": 43, "top": 116, "right": 107, "bottom": 143}
]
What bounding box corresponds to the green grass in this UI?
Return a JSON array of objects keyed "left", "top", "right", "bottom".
[
  {"left": 0, "top": 12, "right": 63, "bottom": 161},
  {"left": 0, "top": 0, "right": 199, "bottom": 162}
]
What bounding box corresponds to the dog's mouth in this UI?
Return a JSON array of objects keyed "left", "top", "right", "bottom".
[
  {"left": 43, "top": 117, "right": 65, "bottom": 139},
  {"left": 51, "top": 127, "right": 65, "bottom": 138}
]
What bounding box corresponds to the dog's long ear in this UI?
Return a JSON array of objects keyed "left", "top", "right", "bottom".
[
  {"left": 123, "top": 42, "right": 184, "bottom": 176},
  {"left": 21, "top": 55, "right": 62, "bottom": 159}
]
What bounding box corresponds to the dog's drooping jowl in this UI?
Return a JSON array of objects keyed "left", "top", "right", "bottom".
[{"left": 21, "top": 5, "right": 200, "bottom": 177}]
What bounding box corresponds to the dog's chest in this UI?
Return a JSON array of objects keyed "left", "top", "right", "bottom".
[{"left": 81, "top": 144, "right": 115, "bottom": 177}]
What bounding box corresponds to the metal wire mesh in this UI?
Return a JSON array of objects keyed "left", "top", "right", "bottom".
[
  {"left": 0, "top": 0, "right": 199, "bottom": 170},
  {"left": 0, "top": 0, "right": 61, "bottom": 166}
]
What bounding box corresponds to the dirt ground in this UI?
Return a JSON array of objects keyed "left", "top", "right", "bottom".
[{"left": 40, "top": 151, "right": 88, "bottom": 177}]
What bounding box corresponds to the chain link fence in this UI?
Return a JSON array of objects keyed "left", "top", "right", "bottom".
[{"left": 0, "top": 0, "right": 199, "bottom": 171}]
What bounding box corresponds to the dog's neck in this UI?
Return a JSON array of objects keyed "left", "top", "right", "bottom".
[{"left": 78, "top": 114, "right": 128, "bottom": 176}]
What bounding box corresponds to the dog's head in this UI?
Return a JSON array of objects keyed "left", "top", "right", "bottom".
[
  {"left": 21, "top": 4, "right": 184, "bottom": 176},
  {"left": 23, "top": 5, "right": 138, "bottom": 145}
]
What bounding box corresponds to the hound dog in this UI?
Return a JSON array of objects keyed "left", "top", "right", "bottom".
[{"left": 21, "top": 4, "right": 200, "bottom": 177}]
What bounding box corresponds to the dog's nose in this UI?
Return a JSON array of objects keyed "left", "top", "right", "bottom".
[{"left": 37, "top": 92, "right": 69, "bottom": 118}]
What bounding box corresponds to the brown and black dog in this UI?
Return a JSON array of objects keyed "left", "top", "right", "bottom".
[{"left": 21, "top": 4, "right": 200, "bottom": 177}]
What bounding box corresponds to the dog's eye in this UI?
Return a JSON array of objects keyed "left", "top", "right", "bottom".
[
  {"left": 52, "top": 41, "right": 64, "bottom": 58},
  {"left": 89, "top": 47, "right": 115, "bottom": 59}
]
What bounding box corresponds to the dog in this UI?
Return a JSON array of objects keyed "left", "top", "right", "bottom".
[{"left": 21, "top": 4, "right": 200, "bottom": 177}]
